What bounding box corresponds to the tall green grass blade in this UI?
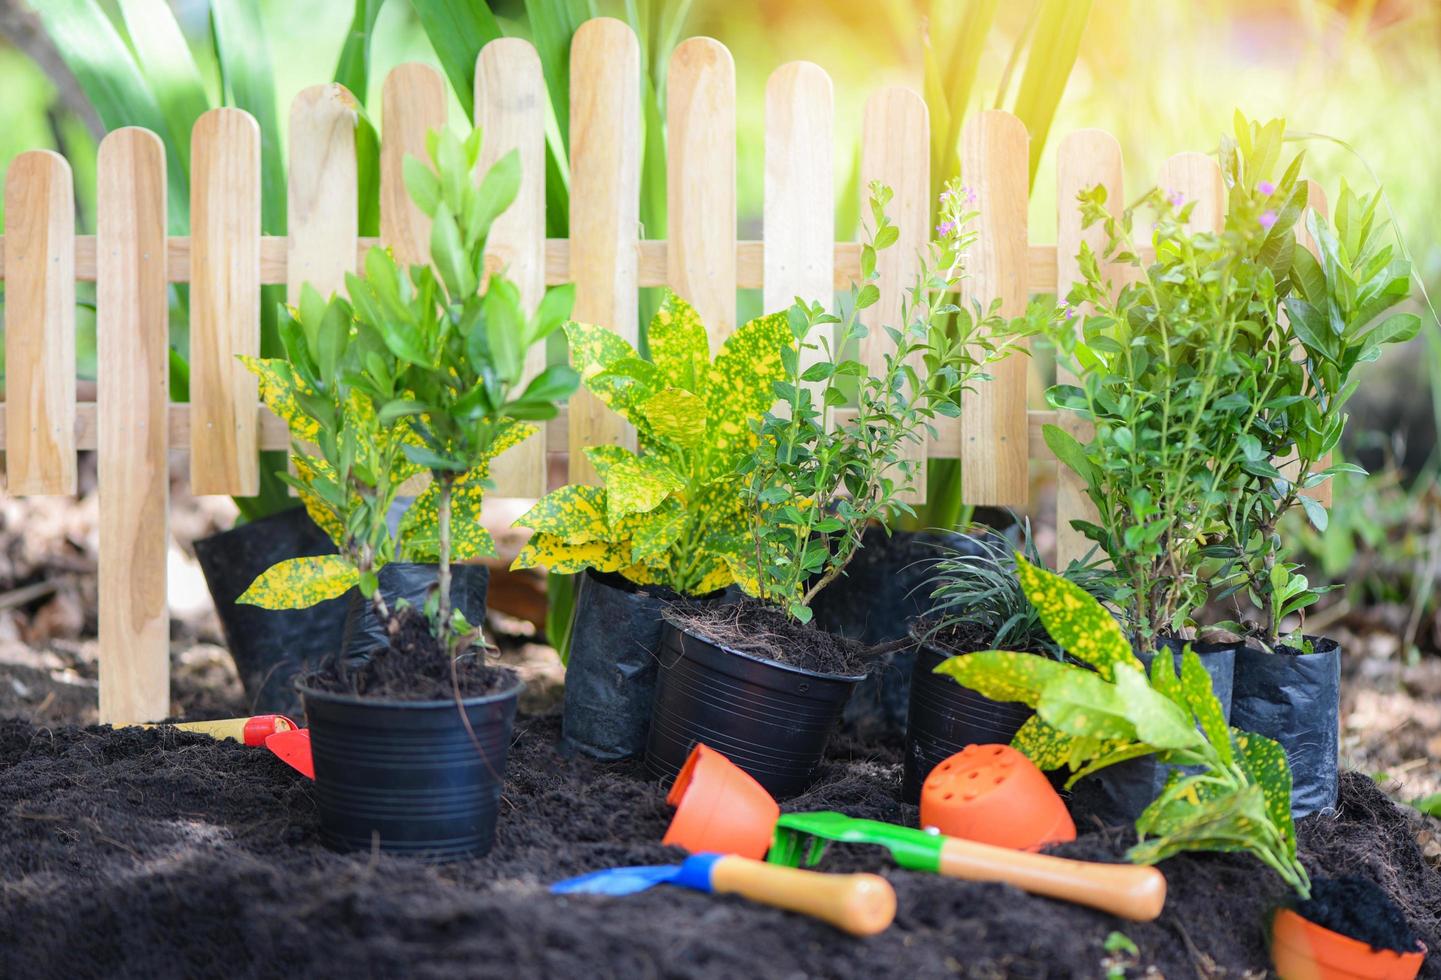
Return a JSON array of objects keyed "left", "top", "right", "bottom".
[
  {"left": 117, "top": 0, "right": 211, "bottom": 175},
  {"left": 926, "top": 0, "right": 998, "bottom": 193},
  {"left": 407, "top": 0, "right": 504, "bottom": 119},
  {"left": 1010, "top": 0, "right": 1092, "bottom": 185},
  {"left": 210, "top": 0, "right": 285, "bottom": 235},
  {"left": 333, "top": 0, "right": 387, "bottom": 236}
]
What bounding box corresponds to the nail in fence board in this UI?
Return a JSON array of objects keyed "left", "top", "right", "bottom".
[
  {"left": 567, "top": 17, "right": 640, "bottom": 484},
  {"left": 97, "top": 129, "right": 170, "bottom": 725},
  {"left": 958, "top": 111, "right": 1030, "bottom": 507},
  {"left": 3, "top": 151, "right": 76, "bottom": 495},
  {"left": 668, "top": 37, "right": 738, "bottom": 353},
  {"left": 478, "top": 39, "right": 548, "bottom": 497},
  {"left": 1054, "top": 129, "right": 1123, "bottom": 570},
  {"left": 189, "top": 108, "right": 261, "bottom": 495},
  {"left": 859, "top": 86, "right": 930, "bottom": 503}
]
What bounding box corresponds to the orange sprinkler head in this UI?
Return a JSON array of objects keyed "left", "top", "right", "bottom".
[
  {"left": 1271, "top": 908, "right": 1425, "bottom": 980},
  {"left": 919, "top": 744, "right": 1076, "bottom": 852},
  {"left": 662, "top": 744, "right": 781, "bottom": 860}
]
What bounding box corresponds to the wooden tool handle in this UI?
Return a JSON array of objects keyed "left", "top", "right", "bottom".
[
  {"left": 939, "top": 837, "right": 1166, "bottom": 921},
  {"left": 709, "top": 856, "right": 896, "bottom": 936}
]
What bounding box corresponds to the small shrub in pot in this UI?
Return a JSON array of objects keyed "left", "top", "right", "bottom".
[{"left": 237, "top": 128, "right": 578, "bottom": 859}]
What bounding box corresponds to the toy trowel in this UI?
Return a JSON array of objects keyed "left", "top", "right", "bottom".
[{"left": 263, "top": 728, "right": 314, "bottom": 779}]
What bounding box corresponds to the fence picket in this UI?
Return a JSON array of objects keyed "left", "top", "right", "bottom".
[
  {"left": 668, "top": 37, "right": 737, "bottom": 350},
  {"left": 567, "top": 17, "right": 640, "bottom": 484},
  {"left": 859, "top": 86, "right": 930, "bottom": 502},
  {"left": 1160, "top": 152, "right": 1224, "bottom": 233},
  {"left": 96, "top": 128, "right": 169, "bottom": 725},
  {"left": 381, "top": 63, "right": 447, "bottom": 267},
  {"left": 3, "top": 150, "right": 76, "bottom": 495},
  {"left": 1054, "top": 129, "right": 1123, "bottom": 569},
  {"left": 959, "top": 110, "right": 1029, "bottom": 506},
  {"left": 189, "top": 109, "right": 260, "bottom": 495},
  {"left": 288, "top": 84, "right": 359, "bottom": 302},
  {"left": 477, "top": 39, "right": 547, "bottom": 497}
]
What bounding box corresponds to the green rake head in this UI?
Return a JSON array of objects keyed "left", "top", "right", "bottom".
[{"left": 768, "top": 811, "right": 946, "bottom": 874}]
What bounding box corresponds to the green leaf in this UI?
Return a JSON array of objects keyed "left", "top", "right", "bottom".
[
  {"left": 588, "top": 449, "right": 684, "bottom": 522},
  {"left": 704, "top": 311, "right": 793, "bottom": 455},
  {"left": 648, "top": 291, "right": 711, "bottom": 394},
  {"left": 1042, "top": 422, "right": 1095, "bottom": 484},
  {"left": 1179, "top": 647, "right": 1233, "bottom": 765},
  {"left": 565, "top": 319, "right": 640, "bottom": 382},
  {"left": 398, "top": 468, "right": 499, "bottom": 561},
  {"left": 1035, "top": 667, "right": 1139, "bottom": 743},
  {"left": 530, "top": 284, "right": 576, "bottom": 344},
  {"left": 1015, "top": 554, "right": 1140, "bottom": 679},
  {"left": 468, "top": 147, "right": 522, "bottom": 243},
  {"left": 514, "top": 483, "right": 610, "bottom": 544},
  {"left": 1234, "top": 729, "right": 1298, "bottom": 859},
  {"left": 117, "top": 0, "right": 211, "bottom": 174},
  {"left": 1111, "top": 662, "right": 1204, "bottom": 750},
  {"left": 934, "top": 650, "right": 1075, "bottom": 709},
  {"left": 639, "top": 387, "right": 707, "bottom": 447},
  {"left": 237, "top": 555, "right": 359, "bottom": 609},
  {"left": 484, "top": 277, "right": 526, "bottom": 383},
  {"left": 511, "top": 532, "right": 629, "bottom": 575},
  {"left": 407, "top": 0, "right": 503, "bottom": 119}
]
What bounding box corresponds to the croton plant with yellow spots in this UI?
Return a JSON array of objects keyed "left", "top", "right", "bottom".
[
  {"left": 939, "top": 555, "right": 1311, "bottom": 896},
  {"left": 511, "top": 291, "right": 790, "bottom": 596}
]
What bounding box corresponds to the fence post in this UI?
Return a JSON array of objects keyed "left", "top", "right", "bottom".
[
  {"left": 3, "top": 150, "right": 76, "bottom": 495},
  {"left": 97, "top": 128, "right": 169, "bottom": 725},
  {"left": 1054, "top": 129, "right": 1123, "bottom": 570},
  {"left": 859, "top": 86, "right": 929, "bottom": 502},
  {"left": 478, "top": 38, "right": 548, "bottom": 497},
  {"left": 381, "top": 63, "right": 447, "bottom": 268},
  {"left": 189, "top": 108, "right": 260, "bottom": 495},
  {"left": 567, "top": 18, "right": 640, "bottom": 484},
  {"left": 958, "top": 110, "right": 1029, "bottom": 508},
  {"left": 288, "top": 84, "right": 359, "bottom": 302},
  {"left": 668, "top": 37, "right": 737, "bottom": 352}
]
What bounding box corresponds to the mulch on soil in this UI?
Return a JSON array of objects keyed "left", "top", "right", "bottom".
[{"left": 0, "top": 714, "right": 1437, "bottom": 980}]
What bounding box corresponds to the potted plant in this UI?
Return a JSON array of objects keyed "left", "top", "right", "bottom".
[
  {"left": 1203, "top": 116, "right": 1420, "bottom": 819},
  {"left": 942, "top": 558, "right": 1426, "bottom": 979},
  {"left": 902, "top": 522, "right": 1108, "bottom": 801},
  {"left": 510, "top": 291, "right": 791, "bottom": 759},
  {"left": 645, "top": 180, "right": 1030, "bottom": 798},
  {"left": 236, "top": 128, "right": 577, "bottom": 858}
]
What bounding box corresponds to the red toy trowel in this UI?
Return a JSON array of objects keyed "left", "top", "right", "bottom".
[{"left": 264, "top": 728, "right": 314, "bottom": 779}]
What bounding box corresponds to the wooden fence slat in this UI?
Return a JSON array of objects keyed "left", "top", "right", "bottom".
[
  {"left": 3, "top": 150, "right": 76, "bottom": 495},
  {"left": 288, "top": 84, "right": 359, "bottom": 302},
  {"left": 568, "top": 17, "right": 640, "bottom": 484},
  {"left": 668, "top": 36, "right": 737, "bottom": 351},
  {"left": 1296, "top": 181, "right": 1332, "bottom": 507},
  {"left": 96, "top": 128, "right": 169, "bottom": 725},
  {"left": 859, "top": 86, "right": 930, "bottom": 503},
  {"left": 381, "top": 63, "right": 447, "bottom": 267},
  {"left": 1159, "top": 152, "right": 1224, "bottom": 233},
  {"left": 764, "top": 60, "right": 833, "bottom": 410},
  {"left": 478, "top": 38, "right": 548, "bottom": 497},
  {"left": 1054, "top": 129, "right": 1123, "bottom": 569},
  {"left": 958, "top": 109, "right": 1029, "bottom": 506},
  {"left": 189, "top": 108, "right": 260, "bottom": 495}
]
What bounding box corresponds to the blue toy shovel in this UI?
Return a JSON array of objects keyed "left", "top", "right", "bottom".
[{"left": 551, "top": 852, "right": 895, "bottom": 936}]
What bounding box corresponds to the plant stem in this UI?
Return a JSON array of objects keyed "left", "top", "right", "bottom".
[{"left": 437, "top": 474, "right": 453, "bottom": 653}]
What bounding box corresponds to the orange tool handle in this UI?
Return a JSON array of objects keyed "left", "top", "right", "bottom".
[
  {"left": 709, "top": 856, "right": 896, "bottom": 937},
  {"left": 939, "top": 837, "right": 1166, "bottom": 922}
]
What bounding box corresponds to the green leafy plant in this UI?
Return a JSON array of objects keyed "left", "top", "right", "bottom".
[
  {"left": 511, "top": 291, "right": 789, "bottom": 597},
  {"left": 237, "top": 128, "right": 576, "bottom": 656},
  {"left": 734, "top": 180, "right": 1033, "bottom": 623},
  {"left": 939, "top": 556, "right": 1311, "bottom": 896}
]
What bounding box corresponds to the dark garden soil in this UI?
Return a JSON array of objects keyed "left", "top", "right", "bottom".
[
  {"left": 1, "top": 714, "right": 1437, "bottom": 980},
  {"left": 671, "top": 599, "right": 872, "bottom": 676}
]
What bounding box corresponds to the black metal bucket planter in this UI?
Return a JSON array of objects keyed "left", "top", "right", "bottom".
[
  {"left": 298, "top": 670, "right": 523, "bottom": 861},
  {"left": 1231, "top": 636, "right": 1341, "bottom": 819},
  {"left": 193, "top": 506, "right": 351, "bottom": 716},
  {"left": 902, "top": 637, "right": 1036, "bottom": 803},
  {"left": 562, "top": 569, "right": 720, "bottom": 761},
  {"left": 1067, "top": 639, "right": 1237, "bottom": 827},
  {"left": 644, "top": 619, "right": 866, "bottom": 800}
]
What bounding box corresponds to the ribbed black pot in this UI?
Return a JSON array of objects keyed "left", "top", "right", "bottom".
[
  {"left": 902, "top": 638, "right": 1037, "bottom": 803},
  {"left": 1068, "top": 638, "right": 1237, "bottom": 827},
  {"left": 644, "top": 619, "right": 866, "bottom": 800},
  {"left": 298, "top": 670, "right": 522, "bottom": 860},
  {"left": 194, "top": 507, "right": 350, "bottom": 717},
  {"left": 562, "top": 569, "right": 722, "bottom": 761},
  {"left": 339, "top": 563, "right": 490, "bottom": 661},
  {"left": 1231, "top": 636, "right": 1341, "bottom": 819},
  {"left": 810, "top": 528, "right": 984, "bottom": 737}
]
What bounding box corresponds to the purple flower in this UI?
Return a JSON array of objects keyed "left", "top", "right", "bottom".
[
  {"left": 1257, "top": 180, "right": 1276, "bottom": 196},
  {"left": 940, "top": 189, "right": 953, "bottom": 202},
  {"left": 1168, "top": 190, "right": 1185, "bottom": 207},
  {"left": 1259, "top": 209, "right": 1278, "bottom": 231},
  {"left": 962, "top": 185, "right": 977, "bottom": 206},
  {"left": 1063, "top": 304, "right": 1078, "bottom": 320},
  {"left": 936, "top": 220, "right": 956, "bottom": 237}
]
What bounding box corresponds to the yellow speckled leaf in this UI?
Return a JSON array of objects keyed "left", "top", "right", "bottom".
[
  {"left": 487, "top": 419, "right": 539, "bottom": 461},
  {"left": 1015, "top": 554, "right": 1141, "bottom": 679},
  {"left": 618, "top": 563, "right": 665, "bottom": 587},
  {"left": 719, "top": 551, "right": 762, "bottom": 598},
  {"left": 291, "top": 454, "right": 345, "bottom": 545},
  {"left": 512, "top": 533, "right": 628, "bottom": 574},
  {"left": 640, "top": 387, "right": 706, "bottom": 447},
  {"left": 648, "top": 291, "right": 710, "bottom": 394},
  {"left": 630, "top": 497, "right": 686, "bottom": 563},
  {"left": 237, "top": 555, "right": 358, "bottom": 610},
  {"left": 1179, "top": 647, "right": 1234, "bottom": 766},
  {"left": 563, "top": 320, "right": 639, "bottom": 382},
  {"left": 934, "top": 650, "right": 1074, "bottom": 708},
  {"left": 514, "top": 484, "right": 610, "bottom": 544},
  {"left": 587, "top": 449, "right": 683, "bottom": 522},
  {"left": 692, "top": 561, "right": 736, "bottom": 595},
  {"left": 703, "top": 311, "right": 791, "bottom": 455},
  {"left": 397, "top": 467, "right": 499, "bottom": 562},
  {"left": 241, "top": 356, "right": 320, "bottom": 443},
  {"left": 1011, "top": 715, "right": 1078, "bottom": 770},
  {"left": 1234, "top": 729, "right": 1297, "bottom": 858}
]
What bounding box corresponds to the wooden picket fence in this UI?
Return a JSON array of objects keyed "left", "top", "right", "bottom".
[{"left": 0, "top": 18, "right": 1329, "bottom": 725}]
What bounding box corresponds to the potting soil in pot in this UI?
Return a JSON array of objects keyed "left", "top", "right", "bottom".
[
  {"left": 2, "top": 712, "right": 1440, "bottom": 978},
  {"left": 1291, "top": 875, "right": 1424, "bottom": 954}
]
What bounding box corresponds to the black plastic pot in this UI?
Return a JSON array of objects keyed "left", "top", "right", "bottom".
[
  {"left": 298, "top": 669, "right": 522, "bottom": 860},
  {"left": 339, "top": 562, "right": 490, "bottom": 661},
  {"left": 644, "top": 619, "right": 866, "bottom": 800},
  {"left": 194, "top": 507, "right": 350, "bottom": 716},
  {"left": 1231, "top": 636, "right": 1341, "bottom": 819},
  {"left": 1068, "top": 639, "right": 1237, "bottom": 828},
  {"left": 562, "top": 569, "right": 722, "bottom": 761},
  {"left": 810, "top": 528, "right": 984, "bottom": 737},
  {"left": 902, "top": 638, "right": 1037, "bottom": 803}
]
